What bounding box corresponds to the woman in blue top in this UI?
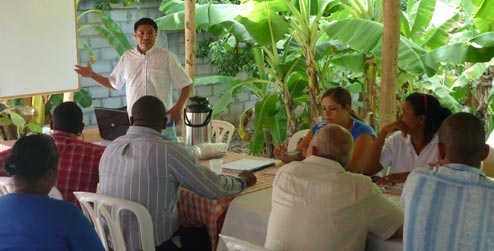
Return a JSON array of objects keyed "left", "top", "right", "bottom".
[
  {"left": 274, "top": 87, "right": 376, "bottom": 173},
  {"left": 0, "top": 134, "right": 104, "bottom": 251}
]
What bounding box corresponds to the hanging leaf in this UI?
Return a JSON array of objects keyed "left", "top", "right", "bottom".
[
  {"left": 237, "top": 0, "right": 289, "bottom": 46},
  {"left": 322, "top": 19, "right": 427, "bottom": 75},
  {"left": 422, "top": 32, "right": 494, "bottom": 76},
  {"left": 472, "top": 0, "right": 494, "bottom": 32},
  {"left": 409, "top": 0, "right": 436, "bottom": 44},
  {"left": 422, "top": 13, "right": 460, "bottom": 50}
]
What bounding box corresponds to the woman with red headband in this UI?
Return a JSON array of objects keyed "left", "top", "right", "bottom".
[{"left": 364, "top": 92, "right": 452, "bottom": 175}]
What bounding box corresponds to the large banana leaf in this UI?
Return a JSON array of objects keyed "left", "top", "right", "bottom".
[
  {"left": 156, "top": 4, "right": 240, "bottom": 32},
  {"left": 408, "top": 0, "right": 436, "bottom": 44},
  {"left": 400, "top": 11, "right": 411, "bottom": 38},
  {"left": 322, "top": 19, "right": 427, "bottom": 75},
  {"left": 422, "top": 13, "right": 460, "bottom": 50},
  {"left": 250, "top": 93, "right": 286, "bottom": 154},
  {"left": 331, "top": 52, "right": 365, "bottom": 73},
  {"left": 472, "top": 0, "right": 494, "bottom": 32},
  {"left": 422, "top": 32, "right": 494, "bottom": 76},
  {"left": 159, "top": 0, "right": 185, "bottom": 14},
  {"left": 78, "top": 11, "right": 132, "bottom": 56},
  {"left": 237, "top": 0, "right": 289, "bottom": 46},
  {"left": 451, "top": 62, "right": 492, "bottom": 89}
]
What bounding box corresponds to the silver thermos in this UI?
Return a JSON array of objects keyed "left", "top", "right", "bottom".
[{"left": 184, "top": 96, "right": 212, "bottom": 146}]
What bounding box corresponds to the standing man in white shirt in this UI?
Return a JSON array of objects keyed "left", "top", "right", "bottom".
[
  {"left": 265, "top": 124, "right": 403, "bottom": 251},
  {"left": 74, "top": 17, "right": 192, "bottom": 125}
]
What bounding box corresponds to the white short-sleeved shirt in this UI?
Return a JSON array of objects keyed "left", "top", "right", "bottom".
[
  {"left": 380, "top": 132, "right": 438, "bottom": 174},
  {"left": 265, "top": 156, "right": 403, "bottom": 251},
  {"left": 109, "top": 46, "right": 192, "bottom": 114}
]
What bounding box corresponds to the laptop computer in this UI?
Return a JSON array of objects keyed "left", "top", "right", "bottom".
[{"left": 94, "top": 107, "right": 130, "bottom": 141}]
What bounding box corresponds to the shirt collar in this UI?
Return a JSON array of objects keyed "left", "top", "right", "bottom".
[
  {"left": 51, "top": 130, "right": 78, "bottom": 139},
  {"left": 404, "top": 133, "right": 438, "bottom": 148},
  {"left": 126, "top": 126, "right": 167, "bottom": 139},
  {"left": 134, "top": 45, "right": 157, "bottom": 56},
  {"left": 303, "top": 155, "right": 346, "bottom": 173},
  {"left": 443, "top": 163, "right": 486, "bottom": 177}
]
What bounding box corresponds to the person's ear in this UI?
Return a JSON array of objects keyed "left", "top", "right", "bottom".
[
  {"left": 418, "top": 114, "right": 426, "bottom": 127},
  {"left": 79, "top": 122, "right": 85, "bottom": 134},
  {"left": 43, "top": 166, "right": 58, "bottom": 183},
  {"left": 162, "top": 116, "right": 168, "bottom": 129},
  {"left": 344, "top": 104, "right": 351, "bottom": 114},
  {"left": 307, "top": 145, "right": 317, "bottom": 157},
  {"left": 481, "top": 144, "right": 490, "bottom": 161}
]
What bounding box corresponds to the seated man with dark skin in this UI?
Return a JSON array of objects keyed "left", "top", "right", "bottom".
[
  {"left": 99, "top": 95, "right": 256, "bottom": 251},
  {"left": 402, "top": 112, "right": 494, "bottom": 251},
  {"left": 0, "top": 102, "right": 104, "bottom": 208}
]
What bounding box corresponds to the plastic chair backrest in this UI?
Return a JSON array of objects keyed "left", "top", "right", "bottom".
[
  {"left": 74, "top": 191, "right": 155, "bottom": 251},
  {"left": 287, "top": 129, "right": 309, "bottom": 152},
  {"left": 0, "top": 176, "right": 63, "bottom": 199},
  {"left": 211, "top": 120, "right": 235, "bottom": 147},
  {"left": 220, "top": 234, "right": 271, "bottom": 251}
]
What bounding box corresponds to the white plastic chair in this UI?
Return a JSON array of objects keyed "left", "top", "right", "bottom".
[
  {"left": 0, "top": 176, "right": 63, "bottom": 199},
  {"left": 220, "top": 234, "right": 271, "bottom": 251},
  {"left": 74, "top": 191, "right": 155, "bottom": 251},
  {"left": 287, "top": 129, "right": 309, "bottom": 152},
  {"left": 212, "top": 120, "right": 235, "bottom": 147}
]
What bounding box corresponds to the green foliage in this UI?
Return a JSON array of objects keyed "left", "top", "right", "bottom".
[
  {"left": 45, "top": 89, "right": 93, "bottom": 116},
  {"left": 197, "top": 37, "right": 257, "bottom": 77},
  {"left": 88, "top": 0, "right": 494, "bottom": 151},
  {"left": 197, "top": 0, "right": 240, "bottom": 4},
  {"left": 0, "top": 105, "right": 42, "bottom": 140}
]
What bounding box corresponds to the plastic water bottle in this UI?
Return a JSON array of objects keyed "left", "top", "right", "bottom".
[{"left": 162, "top": 121, "right": 178, "bottom": 142}]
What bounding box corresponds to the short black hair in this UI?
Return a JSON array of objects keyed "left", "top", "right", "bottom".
[
  {"left": 134, "top": 18, "right": 158, "bottom": 32},
  {"left": 5, "top": 134, "right": 59, "bottom": 181},
  {"left": 439, "top": 112, "right": 486, "bottom": 164},
  {"left": 52, "top": 102, "right": 83, "bottom": 134},
  {"left": 131, "top": 95, "right": 166, "bottom": 125}
]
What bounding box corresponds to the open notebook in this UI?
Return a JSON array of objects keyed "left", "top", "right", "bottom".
[{"left": 222, "top": 158, "right": 275, "bottom": 172}]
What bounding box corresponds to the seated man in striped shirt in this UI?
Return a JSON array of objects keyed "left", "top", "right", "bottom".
[
  {"left": 402, "top": 112, "right": 494, "bottom": 251},
  {"left": 98, "top": 95, "right": 256, "bottom": 251},
  {"left": 0, "top": 102, "right": 104, "bottom": 208}
]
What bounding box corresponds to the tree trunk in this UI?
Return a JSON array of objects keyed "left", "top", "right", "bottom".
[
  {"left": 380, "top": 0, "right": 401, "bottom": 129},
  {"left": 363, "top": 55, "right": 377, "bottom": 129},
  {"left": 184, "top": 0, "right": 196, "bottom": 83}
]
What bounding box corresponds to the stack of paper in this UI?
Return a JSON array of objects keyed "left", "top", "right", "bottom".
[{"left": 222, "top": 158, "right": 275, "bottom": 172}]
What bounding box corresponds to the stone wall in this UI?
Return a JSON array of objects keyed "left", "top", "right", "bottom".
[{"left": 77, "top": 0, "right": 256, "bottom": 127}]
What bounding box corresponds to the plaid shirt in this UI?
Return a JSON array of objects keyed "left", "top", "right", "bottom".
[{"left": 0, "top": 131, "right": 104, "bottom": 207}]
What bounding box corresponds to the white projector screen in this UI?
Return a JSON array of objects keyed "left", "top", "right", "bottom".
[{"left": 0, "top": 0, "right": 79, "bottom": 99}]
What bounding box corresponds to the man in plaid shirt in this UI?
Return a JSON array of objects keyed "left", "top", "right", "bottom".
[{"left": 0, "top": 102, "right": 104, "bottom": 207}]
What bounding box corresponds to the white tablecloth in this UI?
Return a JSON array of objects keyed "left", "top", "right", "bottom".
[{"left": 218, "top": 188, "right": 403, "bottom": 251}]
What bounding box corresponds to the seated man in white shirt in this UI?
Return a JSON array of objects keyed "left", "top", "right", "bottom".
[
  {"left": 265, "top": 124, "right": 403, "bottom": 251},
  {"left": 401, "top": 112, "right": 494, "bottom": 251}
]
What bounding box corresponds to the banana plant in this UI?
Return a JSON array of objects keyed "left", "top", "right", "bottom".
[{"left": 0, "top": 104, "right": 41, "bottom": 140}]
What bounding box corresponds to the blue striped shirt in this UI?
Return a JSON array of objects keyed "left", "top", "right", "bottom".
[
  {"left": 99, "top": 126, "right": 245, "bottom": 250},
  {"left": 401, "top": 164, "right": 494, "bottom": 251}
]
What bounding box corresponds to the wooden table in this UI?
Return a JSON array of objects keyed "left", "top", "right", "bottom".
[{"left": 179, "top": 152, "right": 281, "bottom": 250}]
